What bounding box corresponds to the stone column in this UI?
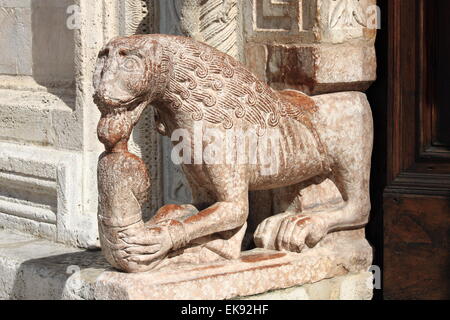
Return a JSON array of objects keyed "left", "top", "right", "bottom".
[
  {"left": 0, "top": 0, "right": 101, "bottom": 247},
  {"left": 243, "top": 0, "right": 377, "bottom": 94}
]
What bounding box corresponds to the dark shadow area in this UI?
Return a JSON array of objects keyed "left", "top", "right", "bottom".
[
  {"left": 10, "top": 250, "right": 109, "bottom": 300},
  {"left": 365, "top": 0, "right": 388, "bottom": 301}
]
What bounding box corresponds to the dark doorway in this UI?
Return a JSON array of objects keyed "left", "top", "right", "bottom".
[{"left": 369, "top": 0, "right": 450, "bottom": 300}]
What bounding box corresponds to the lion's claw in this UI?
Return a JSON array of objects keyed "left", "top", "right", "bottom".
[{"left": 255, "top": 213, "right": 328, "bottom": 253}]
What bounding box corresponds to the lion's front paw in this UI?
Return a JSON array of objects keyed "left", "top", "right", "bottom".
[
  {"left": 118, "top": 224, "right": 173, "bottom": 269},
  {"left": 275, "top": 215, "right": 328, "bottom": 253}
]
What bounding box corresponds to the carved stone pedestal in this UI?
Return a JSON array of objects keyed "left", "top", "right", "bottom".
[
  {"left": 0, "top": 228, "right": 373, "bottom": 300},
  {"left": 94, "top": 231, "right": 372, "bottom": 300}
]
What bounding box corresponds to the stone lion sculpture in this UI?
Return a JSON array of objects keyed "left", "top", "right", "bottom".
[{"left": 93, "top": 34, "right": 373, "bottom": 272}]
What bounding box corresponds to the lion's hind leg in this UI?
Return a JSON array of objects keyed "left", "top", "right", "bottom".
[{"left": 261, "top": 93, "right": 373, "bottom": 253}]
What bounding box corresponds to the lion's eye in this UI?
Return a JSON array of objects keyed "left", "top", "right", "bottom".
[{"left": 122, "top": 57, "right": 139, "bottom": 71}]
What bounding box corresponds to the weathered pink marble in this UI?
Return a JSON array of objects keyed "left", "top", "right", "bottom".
[{"left": 93, "top": 34, "right": 373, "bottom": 273}]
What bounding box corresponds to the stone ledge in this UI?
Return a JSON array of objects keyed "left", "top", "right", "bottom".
[
  {"left": 0, "top": 142, "right": 97, "bottom": 248},
  {"left": 0, "top": 228, "right": 373, "bottom": 300}
]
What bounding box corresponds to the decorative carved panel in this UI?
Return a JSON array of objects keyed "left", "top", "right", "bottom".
[
  {"left": 244, "top": 0, "right": 316, "bottom": 42},
  {"left": 328, "top": 0, "right": 367, "bottom": 29},
  {"left": 319, "top": 0, "right": 377, "bottom": 43},
  {"left": 160, "top": 0, "right": 240, "bottom": 58},
  {"left": 255, "top": 0, "right": 299, "bottom": 32},
  {"left": 198, "top": 0, "right": 240, "bottom": 58},
  {"left": 120, "top": 0, "right": 156, "bottom": 35}
]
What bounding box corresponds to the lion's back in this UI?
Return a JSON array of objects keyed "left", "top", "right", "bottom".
[{"left": 156, "top": 34, "right": 318, "bottom": 135}]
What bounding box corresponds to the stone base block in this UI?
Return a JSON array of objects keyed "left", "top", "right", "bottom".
[
  {"left": 0, "top": 228, "right": 373, "bottom": 300},
  {"left": 245, "top": 43, "right": 376, "bottom": 95},
  {"left": 239, "top": 272, "right": 373, "bottom": 300}
]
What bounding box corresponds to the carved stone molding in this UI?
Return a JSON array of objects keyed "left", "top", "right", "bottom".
[
  {"left": 160, "top": 0, "right": 241, "bottom": 59},
  {"left": 318, "top": 0, "right": 377, "bottom": 43},
  {"left": 244, "top": 0, "right": 317, "bottom": 43}
]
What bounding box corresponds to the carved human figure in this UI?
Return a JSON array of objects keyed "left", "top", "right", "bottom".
[{"left": 93, "top": 34, "right": 373, "bottom": 272}]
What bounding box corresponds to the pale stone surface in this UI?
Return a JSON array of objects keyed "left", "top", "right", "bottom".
[
  {"left": 0, "top": 87, "right": 78, "bottom": 148},
  {"left": 339, "top": 271, "right": 374, "bottom": 300},
  {"left": 0, "top": 0, "right": 74, "bottom": 83},
  {"left": 0, "top": 229, "right": 373, "bottom": 300},
  {"left": 0, "top": 228, "right": 85, "bottom": 299},
  {"left": 239, "top": 272, "right": 373, "bottom": 300},
  {"left": 0, "top": 142, "right": 98, "bottom": 248},
  {"left": 247, "top": 43, "right": 376, "bottom": 95}
]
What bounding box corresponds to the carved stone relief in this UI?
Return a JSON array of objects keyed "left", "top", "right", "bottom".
[
  {"left": 329, "top": 0, "right": 367, "bottom": 29},
  {"left": 120, "top": 0, "right": 156, "bottom": 35},
  {"left": 244, "top": 0, "right": 316, "bottom": 43},
  {"left": 319, "top": 0, "right": 376, "bottom": 43},
  {"left": 93, "top": 34, "right": 373, "bottom": 272},
  {"left": 197, "top": 0, "right": 240, "bottom": 58},
  {"left": 160, "top": 0, "right": 241, "bottom": 59}
]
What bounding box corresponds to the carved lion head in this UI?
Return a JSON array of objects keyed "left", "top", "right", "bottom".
[{"left": 93, "top": 35, "right": 164, "bottom": 114}]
